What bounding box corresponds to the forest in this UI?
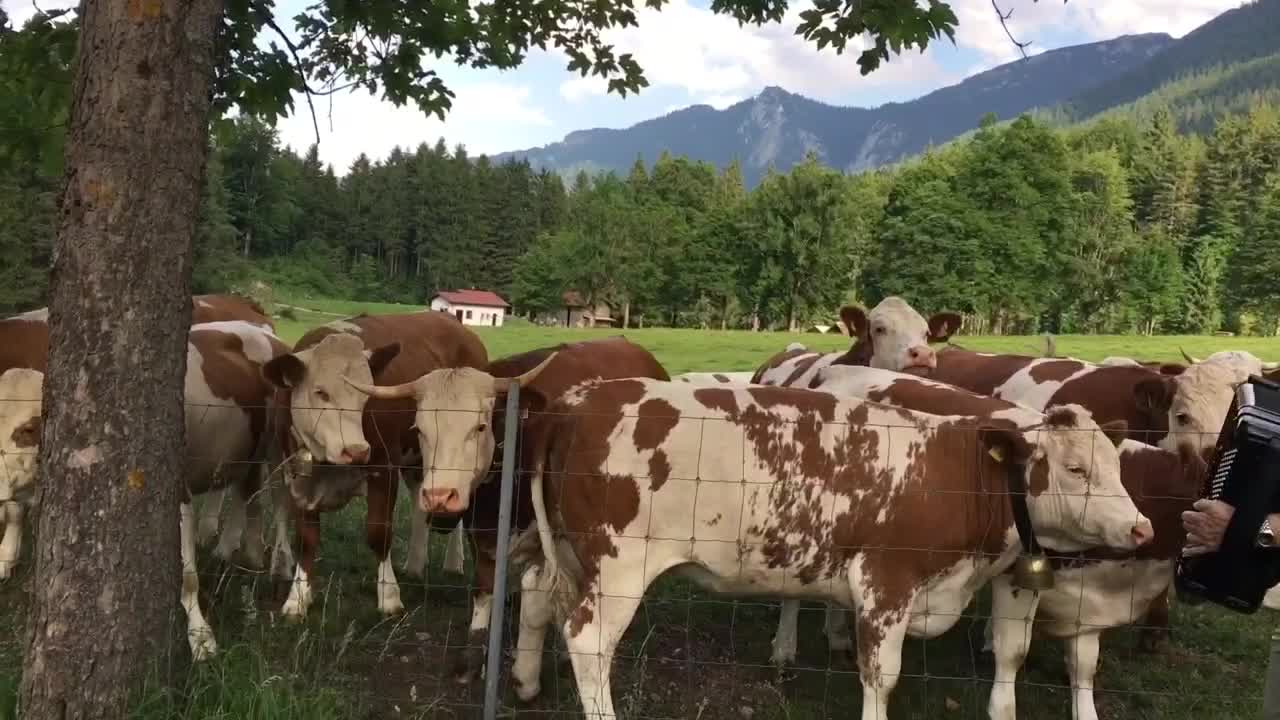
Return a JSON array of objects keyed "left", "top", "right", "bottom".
[{"left": 4, "top": 12, "right": 1280, "bottom": 335}]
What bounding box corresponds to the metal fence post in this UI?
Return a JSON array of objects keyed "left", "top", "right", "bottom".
[{"left": 483, "top": 380, "right": 521, "bottom": 720}]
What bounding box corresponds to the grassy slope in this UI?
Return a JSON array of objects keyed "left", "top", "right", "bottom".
[{"left": 4, "top": 297, "right": 1280, "bottom": 719}]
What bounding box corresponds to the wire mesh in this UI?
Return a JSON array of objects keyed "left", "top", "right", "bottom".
[{"left": 0, "top": 389, "right": 1270, "bottom": 720}]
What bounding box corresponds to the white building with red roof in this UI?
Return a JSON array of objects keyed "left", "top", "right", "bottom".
[{"left": 428, "top": 288, "right": 510, "bottom": 327}]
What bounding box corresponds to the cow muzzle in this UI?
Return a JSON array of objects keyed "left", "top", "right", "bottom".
[
  {"left": 901, "top": 346, "right": 937, "bottom": 376},
  {"left": 421, "top": 486, "right": 467, "bottom": 514}
]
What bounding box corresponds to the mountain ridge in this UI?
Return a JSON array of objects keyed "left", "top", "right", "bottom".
[{"left": 493, "top": 32, "right": 1175, "bottom": 186}]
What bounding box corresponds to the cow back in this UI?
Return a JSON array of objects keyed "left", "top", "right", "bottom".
[
  {"left": 192, "top": 293, "right": 274, "bottom": 330},
  {"left": 0, "top": 317, "right": 49, "bottom": 375}
]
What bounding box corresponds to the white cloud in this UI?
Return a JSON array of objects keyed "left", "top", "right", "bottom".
[{"left": 276, "top": 81, "right": 551, "bottom": 173}]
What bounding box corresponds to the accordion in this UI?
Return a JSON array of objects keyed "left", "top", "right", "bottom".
[{"left": 1175, "top": 374, "right": 1280, "bottom": 613}]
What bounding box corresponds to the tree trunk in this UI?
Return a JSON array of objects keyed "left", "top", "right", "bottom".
[
  {"left": 20, "top": 0, "right": 223, "bottom": 715},
  {"left": 622, "top": 301, "right": 631, "bottom": 329}
]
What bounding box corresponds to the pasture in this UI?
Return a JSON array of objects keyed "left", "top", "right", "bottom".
[{"left": 3, "top": 297, "right": 1280, "bottom": 720}]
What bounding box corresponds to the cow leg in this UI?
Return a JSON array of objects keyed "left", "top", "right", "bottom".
[
  {"left": 986, "top": 576, "right": 1042, "bottom": 720},
  {"left": 453, "top": 531, "right": 495, "bottom": 684},
  {"left": 853, "top": 607, "right": 909, "bottom": 720},
  {"left": 771, "top": 600, "right": 800, "bottom": 668},
  {"left": 180, "top": 502, "right": 218, "bottom": 660},
  {"left": 403, "top": 480, "right": 429, "bottom": 580},
  {"left": 1064, "top": 632, "right": 1102, "bottom": 720},
  {"left": 513, "top": 564, "right": 554, "bottom": 702},
  {"left": 1137, "top": 586, "right": 1171, "bottom": 652},
  {"left": 824, "top": 603, "right": 854, "bottom": 654},
  {"left": 268, "top": 478, "right": 295, "bottom": 580},
  {"left": 367, "top": 470, "right": 404, "bottom": 616},
  {"left": 236, "top": 471, "right": 268, "bottom": 571},
  {"left": 562, "top": 589, "right": 642, "bottom": 720},
  {"left": 213, "top": 486, "right": 248, "bottom": 565},
  {"left": 282, "top": 508, "right": 320, "bottom": 619},
  {"left": 195, "top": 487, "right": 224, "bottom": 547},
  {"left": 0, "top": 501, "right": 23, "bottom": 579}
]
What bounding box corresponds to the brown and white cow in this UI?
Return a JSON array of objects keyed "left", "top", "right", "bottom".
[
  {"left": 192, "top": 293, "right": 275, "bottom": 330},
  {"left": 0, "top": 321, "right": 292, "bottom": 660},
  {"left": 672, "top": 371, "right": 757, "bottom": 385},
  {"left": 1157, "top": 350, "right": 1271, "bottom": 457},
  {"left": 808, "top": 364, "right": 1195, "bottom": 720},
  {"left": 509, "top": 378, "right": 1147, "bottom": 720},
  {"left": 344, "top": 336, "right": 671, "bottom": 682},
  {"left": 261, "top": 311, "right": 488, "bottom": 619},
  {"left": 751, "top": 297, "right": 961, "bottom": 387}
]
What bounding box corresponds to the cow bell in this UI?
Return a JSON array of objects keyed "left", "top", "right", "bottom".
[
  {"left": 290, "top": 447, "right": 315, "bottom": 479},
  {"left": 1013, "top": 552, "right": 1055, "bottom": 591}
]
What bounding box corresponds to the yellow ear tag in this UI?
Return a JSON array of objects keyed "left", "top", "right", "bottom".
[{"left": 988, "top": 446, "right": 1005, "bottom": 463}]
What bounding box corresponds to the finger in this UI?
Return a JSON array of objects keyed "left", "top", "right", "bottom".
[{"left": 1182, "top": 544, "right": 1212, "bottom": 558}]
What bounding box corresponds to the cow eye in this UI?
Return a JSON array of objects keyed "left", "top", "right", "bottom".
[
  {"left": 476, "top": 422, "right": 488, "bottom": 434},
  {"left": 1067, "top": 465, "right": 1086, "bottom": 476},
  {"left": 874, "top": 326, "right": 886, "bottom": 335},
  {"left": 315, "top": 389, "right": 331, "bottom": 403},
  {"left": 1175, "top": 413, "right": 1190, "bottom": 425}
]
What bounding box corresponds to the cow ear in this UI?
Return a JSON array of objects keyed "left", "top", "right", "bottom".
[
  {"left": 1099, "top": 419, "right": 1128, "bottom": 448},
  {"left": 1159, "top": 363, "right": 1186, "bottom": 376},
  {"left": 1134, "top": 377, "right": 1174, "bottom": 415},
  {"left": 263, "top": 354, "right": 306, "bottom": 389},
  {"left": 980, "top": 426, "right": 1034, "bottom": 466},
  {"left": 927, "top": 312, "right": 963, "bottom": 343},
  {"left": 840, "top": 306, "right": 869, "bottom": 340},
  {"left": 366, "top": 342, "right": 401, "bottom": 378}
]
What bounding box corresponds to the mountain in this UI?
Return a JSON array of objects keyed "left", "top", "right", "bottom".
[
  {"left": 494, "top": 33, "right": 1174, "bottom": 187},
  {"left": 1062, "top": 0, "right": 1280, "bottom": 123}
]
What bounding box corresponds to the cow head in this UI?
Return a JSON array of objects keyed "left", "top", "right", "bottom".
[
  {"left": 0, "top": 369, "right": 42, "bottom": 506},
  {"left": 262, "top": 333, "right": 401, "bottom": 465},
  {"left": 1158, "top": 358, "right": 1257, "bottom": 457},
  {"left": 991, "top": 404, "right": 1151, "bottom": 553},
  {"left": 841, "top": 297, "right": 961, "bottom": 376},
  {"left": 343, "top": 353, "right": 558, "bottom": 514}
]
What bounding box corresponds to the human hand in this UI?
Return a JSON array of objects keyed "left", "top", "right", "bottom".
[{"left": 1181, "top": 499, "right": 1235, "bottom": 557}]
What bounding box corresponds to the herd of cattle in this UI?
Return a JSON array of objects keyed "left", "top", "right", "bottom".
[{"left": 0, "top": 293, "right": 1276, "bottom": 720}]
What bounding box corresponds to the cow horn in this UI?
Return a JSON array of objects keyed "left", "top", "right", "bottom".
[
  {"left": 1263, "top": 360, "right": 1280, "bottom": 370},
  {"left": 493, "top": 351, "right": 559, "bottom": 394},
  {"left": 1180, "top": 347, "right": 1199, "bottom": 364},
  {"left": 343, "top": 375, "right": 419, "bottom": 400}
]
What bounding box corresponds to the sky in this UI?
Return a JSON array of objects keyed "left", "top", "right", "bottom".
[{"left": 2, "top": 0, "right": 1246, "bottom": 174}]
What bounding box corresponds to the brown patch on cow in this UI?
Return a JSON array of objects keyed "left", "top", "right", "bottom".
[
  {"left": 746, "top": 385, "right": 837, "bottom": 422},
  {"left": 712, "top": 373, "right": 730, "bottom": 382},
  {"left": 10, "top": 417, "right": 39, "bottom": 448},
  {"left": 931, "top": 348, "right": 1037, "bottom": 396},
  {"left": 1027, "top": 360, "right": 1085, "bottom": 384},
  {"left": 634, "top": 398, "right": 680, "bottom": 451},
  {"left": 782, "top": 354, "right": 823, "bottom": 386},
  {"left": 750, "top": 348, "right": 810, "bottom": 384},
  {"left": 192, "top": 293, "right": 274, "bottom": 329},
  {"left": 1050, "top": 367, "right": 1174, "bottom": 446},
  {"left": 693, "top": 387, "right": 740, "bottom": 416},
  {"left": 862, "top": 377, "right": 1010, "bottom": 419},
  {"left": 0, "top": 317, "right": 50, "bottom": 375},
  {"left": 706, "top": 512, "right": 722, "bottom": 526},
  {"left": 1159, "top": 363, "right": 1187, "bottom": 376},
  {"left": 1043, "top": 407, "right": 1078, "bottom": 428},
  {"left": 649, "top": 449, "right": 672, "bottom": 491}
]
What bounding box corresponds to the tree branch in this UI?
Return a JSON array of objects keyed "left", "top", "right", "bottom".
[
  {"left": 259, "top": 9, "right": 321, "bottom": 146},
  {"left": 992, "top": 0, "right": 1033, "bottom": 59}
]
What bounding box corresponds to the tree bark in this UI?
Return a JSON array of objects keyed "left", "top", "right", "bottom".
[
  {"left": 20, "top": 0, "right": 223, "bottom": 715},
  {"left": 622, "top": 301, "right": 631, "bottom": 329}
]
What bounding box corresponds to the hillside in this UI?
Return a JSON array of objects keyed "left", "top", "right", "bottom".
[
  {"left": 1062, "top": 0, "right": 1280, "bottom": 122},
  {"left": 494, "top": 34, "right": 1173, "bottom": 186}
]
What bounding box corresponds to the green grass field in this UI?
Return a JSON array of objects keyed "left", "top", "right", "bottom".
[{"left": 3, "top": 296, "right": 1280, "bottom": 720}]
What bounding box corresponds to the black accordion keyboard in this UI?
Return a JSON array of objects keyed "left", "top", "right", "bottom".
[{"left": 1176, "top": 374, "right": 1280, "bottom": 613}]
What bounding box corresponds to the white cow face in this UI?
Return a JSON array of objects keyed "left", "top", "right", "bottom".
[
  {"left": 841, "top": 297, "right": 961, "bottom": 376},
  {"left": 1011, "top": 404, "right": 1151, "bottom": 553},
  {"left": 263, "top": 333, "right": 400, "bottom": 465},
  {"left": 0, "top": 369, "right": 42, "bottom": 505},
  {"left": 344, "top": 353, "right": 557, "bottom": 514},
  {"left": 1160, "top": 359, "right": 1256, "bottom": 456}
]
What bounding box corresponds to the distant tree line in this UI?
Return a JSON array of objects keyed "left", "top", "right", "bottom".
[{"left": 5, "top": 15, "right": 1280, "bottom": 334}]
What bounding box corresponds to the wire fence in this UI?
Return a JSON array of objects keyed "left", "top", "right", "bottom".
[{"left": 0, "top": 385, "right": 1271, "bottom": 720}]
